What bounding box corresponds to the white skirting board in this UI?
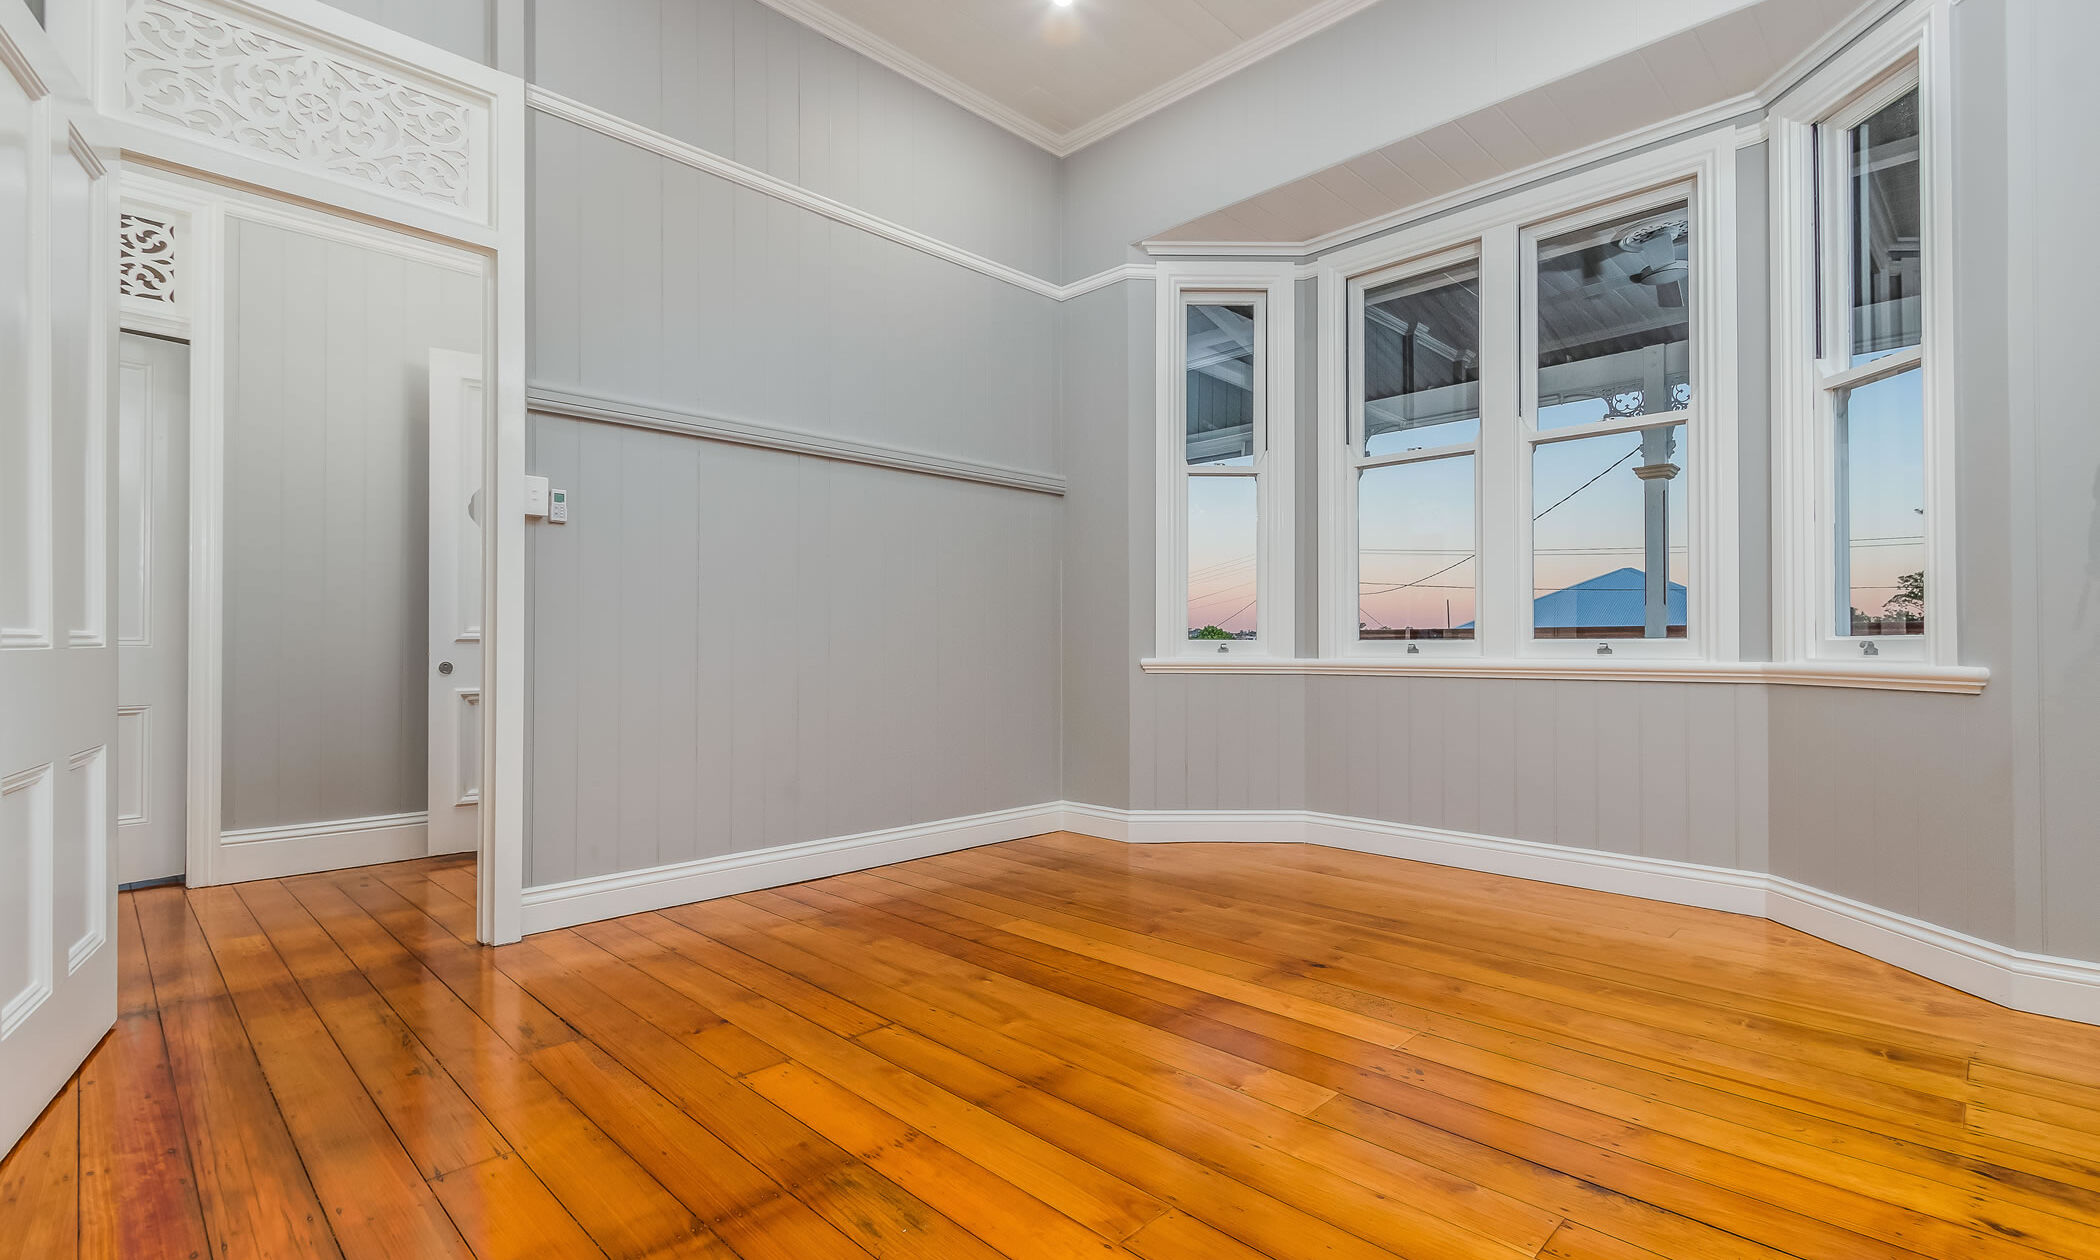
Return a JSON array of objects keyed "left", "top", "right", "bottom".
[
  {"left": 519, "top": 803, "right": 1068, "bottom": 935},
  {"left": 517, "top": 798, "right": 2100, "bottom": 1027},
  {"left": 1060, "top": 803, "right": 2100, "bottom": 1027},
  {"left": 213, "top": 810, "right": 430, "bottom": 884}
]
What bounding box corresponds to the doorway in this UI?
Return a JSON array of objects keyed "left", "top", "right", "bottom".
[
  {"left": 115, "top": 180, "right": 490, "bottom": 902},
  {"left": 115, "top": 332, "right": 189, "bottom": 887}
]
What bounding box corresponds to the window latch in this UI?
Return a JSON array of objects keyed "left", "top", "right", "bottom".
[
  {"left": 1596, "top": 642, "right": 1613, "bottom": 655},
  {"left": 1406, "top": 643, "right": 1420, "bottom": 655},
  {"left": 1861, "top": 640, "right": 1880, "bottom": 657}
]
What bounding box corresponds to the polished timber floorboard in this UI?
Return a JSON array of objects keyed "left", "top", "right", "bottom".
[{"left": 7, "top": 836, "right": 2100, "bottom": 1258}]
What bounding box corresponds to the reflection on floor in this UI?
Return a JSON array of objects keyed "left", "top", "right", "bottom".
[{"left": 6, "top": 835, "right": 2100, "bottom": 1258}]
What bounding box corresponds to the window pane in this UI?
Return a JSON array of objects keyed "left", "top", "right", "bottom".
[
  {"left": 1358, "top": 456, "right": 1475, "bottom": 641},
  {"left": 1364, "top": 265, "right": 1480, "bottom": 455},
  {"left": 1834, "top": 367, "right": 1925, "bottom": 637},
  {"left": 1186, "top": 303, "right": 1256, "bottom": 467},
  {"left": 1187, "top": 475, "right": 1257, "bottom": 640},
  {"left": 1531, "top": 424, "right": 1688, "bottom": 639},
  {"left": 1849, "top": 89, "right": 1922, "bottom": 360},
  {"left": 1536, "top": 204, "right": 1692, "bottom": 430}
]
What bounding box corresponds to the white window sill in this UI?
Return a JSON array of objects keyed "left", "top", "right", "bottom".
[{"left": 1139, "top": 656, "right": 1989, "bottom": 694}]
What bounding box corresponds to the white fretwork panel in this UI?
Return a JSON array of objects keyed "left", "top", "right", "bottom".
[
  {"left": 122, "top": 0, "right": 484, "bottom": 216},
  {"left": 118, "top": 213, "right": 176, "bottom": 302}
]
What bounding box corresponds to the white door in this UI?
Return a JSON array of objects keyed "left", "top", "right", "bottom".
[
  {"left": 0, "top": 6, "right": 118, "bottom": 1153},
  {"left": 115, "top": 333, "right": 190, "bottom": 886},
  {"left": 427, "top": 350, "right": 484, "bottom": 857}
]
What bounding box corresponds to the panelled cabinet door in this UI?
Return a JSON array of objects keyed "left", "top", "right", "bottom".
[
  {"left": 0, "top": 5, "right": 120, "bottom": 1154},
  {"left": 427, "top": 350, "right": 484, "bottom": 859}
]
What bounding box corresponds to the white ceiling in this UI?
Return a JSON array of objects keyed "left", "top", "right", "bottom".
[
  {"left": 753, "top": 0, "right": 1384, "bottom": 155},
  {"left": 1149, "top": 0, "right": 1879, "bottom": 248}
]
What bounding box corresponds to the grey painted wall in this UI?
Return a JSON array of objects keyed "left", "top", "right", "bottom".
[
  {"left": 519, "top": 0, "right": 1066, "bottom": 888},
  {"left": 1766, "top": 0, "right": 2028, "bottom": 952},
  {"left": 530, "top": 114, "right": 1058, "bottom": 473},
  {"left": 221, "top": 218, "right": 484, "bottom": 831},
  {"left": 531, "top": 0, "right": 1061, "bottom": 278},
  {"left": 2006, "top": 0, "right": 2100, "bottom": 963},
  {"left": 326, "top": 0, "right": 490, "bottom": 65},
  {"left": 522, "top": 415, "right": 1061, "bottom": 887},
  {"left": 1057, "top": 281, "right": 1143, "bottom": 810}
]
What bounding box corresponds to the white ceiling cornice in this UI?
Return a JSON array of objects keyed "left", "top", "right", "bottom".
[
  {"left": 748, "top": 0, "right": 1066, "bottom": 152},
  {"left": 1052, "top": 0, "right": 1387, "bottom": 154},
  {"left": 749, "top": 0, "right": 1387, "bottom": 158}
]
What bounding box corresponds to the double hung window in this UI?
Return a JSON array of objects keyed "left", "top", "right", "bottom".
[
  {"left": 1155, "top": 267, "right": 1296, "bottom": 659},
  {"left": 1326, "top": 136, "right": 1736, "bottom": 667},
  {"left": 1771, "top": 14, "right": 1955, "bottom": 676}
]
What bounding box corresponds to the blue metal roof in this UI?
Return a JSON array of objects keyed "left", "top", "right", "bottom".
[{"left": 1460, "top": 567, "right": 1685, "bottom": 630}]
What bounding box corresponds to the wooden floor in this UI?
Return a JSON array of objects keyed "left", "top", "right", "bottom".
[{"left": 6, "top": 837, "right": 2100, "bottom": 1259}]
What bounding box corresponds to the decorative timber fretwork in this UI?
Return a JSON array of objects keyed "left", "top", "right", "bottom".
[{"left": 122, "top": 0, "right": 475, "bottom": 210}]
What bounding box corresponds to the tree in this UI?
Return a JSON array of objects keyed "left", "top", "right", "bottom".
[
  {"left": 1191, "top": 625, "right": 1232, "bottom": 640},
  {"left": 1883, "top": 571, "right": 1924, "bottom": 619}
]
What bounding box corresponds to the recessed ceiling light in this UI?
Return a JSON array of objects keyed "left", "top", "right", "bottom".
[{"left": 1051, "top": 0, "right": 1073, "bottom": 7}]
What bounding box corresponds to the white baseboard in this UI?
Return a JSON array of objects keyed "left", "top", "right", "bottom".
[
  {"left": 211, "top": 811, "right": 430, "bottom": 885},
  {"left": 519, "top": 803, "right": 1067, "bottom": 935},
  {"left": 509, "top": 796, "right": 2100, "bottom": 1027},
  {"left": 1058, "top": 802, "right": 2100, "bottom": 1027}
]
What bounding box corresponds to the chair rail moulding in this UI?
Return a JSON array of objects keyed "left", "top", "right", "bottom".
[
  {"left": 528, "top": 387, "right": 1067, "bottom": 497},
  {"left": 91, "top": 0, "right": 532, "bottom": 944}
]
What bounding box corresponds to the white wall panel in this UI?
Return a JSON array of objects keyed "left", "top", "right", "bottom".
[
  {"left": 523, "top": 414, "right": 1062, "bottom": 887},
  {"left": 0, "top": 66, "right": 41, "bottom": 645},
  {"left": 531, "top": 114, "right": 1060, "bottom": 474},
  {"left": 531, "top": 0, "right": 1060, "bottom": 277},
  {"left": 221, "top": 217, "right": 483, "bottom": 832},
  {"left": 314, "top": 0, "right": 490, "bottom": 66},
  {"left": 52, "top": 133, "right": 98, "bottom": 646},
  {"left": 2005, "top": 0, "right": 2100, "bottom": 963},
  {"left": 58, "top": 746, "right": 105, "bottom": 972},
  {"left": 0, "top": 766, "right": 53, "bottom": 1035},
  {"left": 114, "top": 709, "right": 146, "bottom": 826}
]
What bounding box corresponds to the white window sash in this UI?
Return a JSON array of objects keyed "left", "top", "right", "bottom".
[
  {"left": 1345, "top": 242, "right": 1483, "bottom": 658},
  {"left": 1769, "top": 2, "right": 1956, "bottom": 671},
  {"left": 1155, "top": 264, "right": 1297, "bottom": 660},
  {"left": 1317, "top": 132, "right": 1740, "bottom": 666}
]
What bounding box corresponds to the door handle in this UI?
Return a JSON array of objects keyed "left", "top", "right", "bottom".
[{"left": 438, "top": 660, "right": 454, "bottom": 676}]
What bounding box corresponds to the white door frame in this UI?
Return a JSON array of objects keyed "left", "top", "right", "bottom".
[{"left": 99, "top": 0, "right": 527, "bottom": 943}]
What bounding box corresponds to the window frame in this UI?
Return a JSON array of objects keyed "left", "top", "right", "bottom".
[
  {"left": 1316, "top": 132, "right": 1740, "bottom": 668},
  {"left": 1344, "top": 243, "right": 1484, "bottom": 658},
  {"left": 1769, "top": 5, "right": 1957, "bottom": 671},
  {"left": 1154, "top": 263, "right": 1297, "bottom": 661}
]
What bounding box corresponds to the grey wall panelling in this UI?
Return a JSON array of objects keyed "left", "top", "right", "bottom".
[
  {"left": 523, "top": 415, "right": 1061, "bottom": 887},
  {"left": 221, "top": 217, "right": 484, "bottom": 831},
  {"left": 517, "top": 0, "right": 1069, "bottom": 887}
]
